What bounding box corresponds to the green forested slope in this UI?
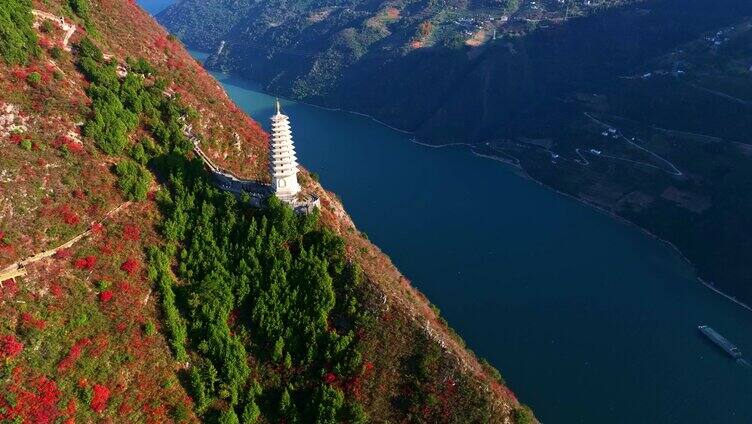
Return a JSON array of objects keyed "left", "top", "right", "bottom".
[
  {"left": 0, "top": 0, "right": 40, "bottom": 65},
  {"left": 0, "top": 0, "right": 529, "bottom": 422}
]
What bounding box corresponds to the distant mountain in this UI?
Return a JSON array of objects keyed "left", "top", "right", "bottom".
[
  {"left": 158, "top": 0, "right": 646, "bottom": 136},
  {"left": 159, "top": 0, "right": 752, "bottom": 307}
]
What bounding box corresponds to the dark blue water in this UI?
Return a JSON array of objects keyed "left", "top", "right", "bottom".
[
  {"left": 139, "top": 2, "right": 752, "bottom": 421},
  {"left": 207, "top": 72, "right": 752, "bottom": 424}
]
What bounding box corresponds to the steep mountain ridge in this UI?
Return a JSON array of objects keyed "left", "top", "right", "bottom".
[{"left": 0, "top": 0, "right": 531, "bottom": 422}]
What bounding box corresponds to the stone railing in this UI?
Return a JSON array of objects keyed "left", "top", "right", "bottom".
[{"left": 192, "top": 142, "right": 319, "bottom": 213}]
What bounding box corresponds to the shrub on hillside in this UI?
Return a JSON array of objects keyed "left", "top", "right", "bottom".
[
  {"left": 146, "top": 246, "right": 188, "bottom": 361},
  {"left": 0, "top": 0, "right": 40, "bottom": 65},
  {"left": 67, "top": 0, "right": 95, "bottom": 33},
  {"left": 90, "top": 384, "right": 110, "bottom": 413},
  {"left": 115, "top": 159, "right": 152, "bottom": 201},
  {"left": 513, "top": 405, "right": 535, "bottom": 424},
  {"left": 83, "top": 86, "right": 138, "bottom": 155},
  {"left": 40, "top": 20, "right": 54, "bottom": 33},
  {"left": 26, "top": 71, "right": 41, "bottom": 86},
  {"left": 50, "top": 46, "right": 63, "bottom": 60},
  {"left": 0, "top": 334, "right": 23, "bottom": 358}
]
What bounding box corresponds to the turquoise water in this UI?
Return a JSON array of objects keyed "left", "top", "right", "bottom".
[
  {"left": 139, "top": 0, "right": 173, "bottom": 14},
  {"left": 138, "top": 1, "right": 752, "bottom": 419}
]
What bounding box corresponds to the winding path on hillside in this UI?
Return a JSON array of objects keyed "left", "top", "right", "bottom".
[
  {"left": 0, "top": 202, "right": 130, "bottom": 283},
  {"left": 32, "top": 10, "right": 77, "bottom": 51}
]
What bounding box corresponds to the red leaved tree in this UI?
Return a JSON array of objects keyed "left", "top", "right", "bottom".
[
  {"left": 0, "top": 335, "right": 23, "bottom": 358},
  {"left": 90, "top": 384, "right": 110, "bottom": 413}
]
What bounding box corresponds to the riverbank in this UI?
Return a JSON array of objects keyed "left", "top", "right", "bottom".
[
  {"left": 205, "top": 64, "right": 750, "bottom": 316},
  {"left": 517, "top": 166, "right": 752, "bottom": 315}
]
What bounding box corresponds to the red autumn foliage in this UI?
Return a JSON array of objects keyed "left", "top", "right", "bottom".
[
  {"left": 58, "top": 204, "right": 80, "bottom": 226},
  {"left": 73, "top": 189, "right": 86, "bottom": 199},
  {"left": 118, "top": 401, "right": 132, "bottom": 415},
  {"left": 144, "top": 403, "right": 169, "bottom": 424},
  {"left": 362, "top": 360, "right": 374, "bottom": 377},
  {"left": 129, "top": 331, "right": 148, "bottom": 352},
  {"left": 91, "top": 384, "right": 111, "bottom": 413},
  {"left": 53, "top": 135, "right": 84, "bottom": 154},
  {"left": 345, "top": 377, "right": 363, "bottom": 399},
  {"left": 1, "top": 278, "right": 19, "bottom": 298},
  {"left": 117, "top": 281, "right": 132, "bottom": 293},
  {"left": 9, "top": 133, "right": 23, "bottom": 144},
  {"left": 54, "top": 247, "right": 72, "bottom": 259},
  {"left": 153, "top": 36, "right": 168, "bottom": 50},
  {"left": 0, "top": 375, "right": 61, "bottom": 424},
  {"left": 39, "top": 37, "right": 53, "bottom": 49},
  {"left": 86, "top": 203, "right": 100, "bottom": 216},
  {"left": 91, "top": 222, "right": 104, "bottom": 234},
  {"left": 99, "top": 242, "right": 114, "bottom": 255},
  {"left": 120, "top": 258, "right": 140, "bottom": 275},
  {"left": 228, "top": 309, "right": 239, "bottom": 326},
  {"left": 0, "top": 243, "right": 14, "bottom": 255},
  {"left": 122, "top": 224, "right": 141, "bottom": 241},
  {"left": 323, "top": 372, "right": 337, "bottom": 385},
  {"left": 74, "top": 255, "right": 96, "bottom": 270},
  {"left": 89, "top": 335, "right": 109, "bottom": 357},
  {"left": 0, "top": 335, "right": 23, "bottom": 358},
  {"left": 57, "top": 338, "right": 92, "bottom": 372},
  {"left": 12, "top": 67, "right": 28, "bottom": 80},
  {"left": 152, "top": 35, "right": 182, "bottom": 56},
  {"left": 50, "top": 283, "right": 64, "bottom": 298},
  {"left": 66, "top": 398, "right": 77, "bottom": 416},
  {"left": 166, "top": 56, "right": 185, "bottom": 70},
  {"left": 99, "top": 290, "right": 113, "bottom": 302},
  {"left": 21, "top": 312, "right": 47, "bottom": 330},
  {"left": 16, "top": 65, "right": 53, "bottom": 86}
]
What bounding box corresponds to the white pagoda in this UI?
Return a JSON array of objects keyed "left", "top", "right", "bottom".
[{"left": 269, "top": 99, "right": 301, "bottom": 201}]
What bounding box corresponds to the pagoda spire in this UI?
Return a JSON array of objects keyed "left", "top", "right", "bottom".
[{"left": 269, "top": 100, "right": 301, "bottom": 201}]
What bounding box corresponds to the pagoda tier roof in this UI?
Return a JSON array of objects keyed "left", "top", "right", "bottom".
[
  {"left": 271, "top": 172, "right": 298, "bottom": 179},
  {"left": 271, "top": 159, "right": 297, "bottom": 165},
  {"left": 271, "top": 148, "right": 296, "bottom": 155}
]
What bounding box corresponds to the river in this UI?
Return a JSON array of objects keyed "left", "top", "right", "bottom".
[{"left": 140, "top": 2, "right": 752, "bottom": 422}]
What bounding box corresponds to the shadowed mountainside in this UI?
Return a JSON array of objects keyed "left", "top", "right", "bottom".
[{"left": 158, "top": 0, "right": 752, "bottom": 306}]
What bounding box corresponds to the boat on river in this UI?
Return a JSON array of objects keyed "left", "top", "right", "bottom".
[{"left": 698, "top": 325, "right": 742, "bottom": 359}]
